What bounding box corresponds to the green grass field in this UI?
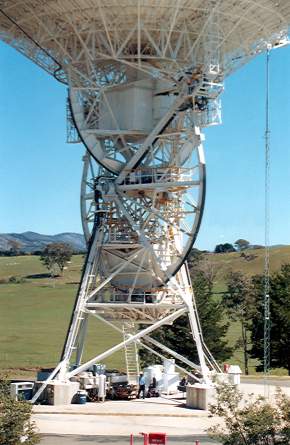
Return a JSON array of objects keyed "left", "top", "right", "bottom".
[
  {"left": 0, "top": 255, "right": 124, "bottom": 378},
  {"left": 0, "top": 247, "right": 289, "bottom": 378}
]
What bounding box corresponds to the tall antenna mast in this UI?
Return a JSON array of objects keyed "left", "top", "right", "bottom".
[{"left": 263, "top": 46, "right": 271, "bottom": 396}]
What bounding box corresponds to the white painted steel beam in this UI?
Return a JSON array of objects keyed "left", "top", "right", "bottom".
[
  {"left": 88, "top": 311, "right": 201, "bottom": 381},
  {"left": 67, "top": 307, "right": 187, "bottom": 378}
]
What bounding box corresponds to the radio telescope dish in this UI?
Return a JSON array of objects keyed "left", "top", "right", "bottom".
[
  {"left": 0, "top": 1, "right": 289, "bottom": 83},
  {"left": 0, "top": 1, "right": 289, "bottom": 398}
]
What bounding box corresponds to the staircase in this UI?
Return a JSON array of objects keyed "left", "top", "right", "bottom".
[
  {"left": 122, "top": 322, "right": 140, "bottom": 385},
  {"left": 192, "top": 73, "right": 223, "bottom": 127}
]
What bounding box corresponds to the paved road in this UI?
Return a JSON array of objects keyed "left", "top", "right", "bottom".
[
  {"left": 40, "top": 435, "right": 220, "bottom": 445},
  {"left": 241, "top": 378, "right": 290, "bottom": 387}
]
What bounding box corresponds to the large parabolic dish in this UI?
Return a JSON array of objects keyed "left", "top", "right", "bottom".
[
  {"left": 0, "top": 1, "right": 289, "bottom": 81},
  {"left": 1, "top": 2, "right": 290, "bottom": 389}
]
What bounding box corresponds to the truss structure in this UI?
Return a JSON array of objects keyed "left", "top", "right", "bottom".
[
  {"left": 57, "top": 77, "right": 218, "bottom": 387},
  {"left": 0, "top": 1, "right": 289, "bottom": 86},
  {"left": 0, "top": 1, "right": 289, "bottom": 401}
]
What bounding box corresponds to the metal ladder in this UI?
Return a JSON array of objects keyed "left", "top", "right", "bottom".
[{"left": 122, "top": 322, "right": 140, "bottom": 385}]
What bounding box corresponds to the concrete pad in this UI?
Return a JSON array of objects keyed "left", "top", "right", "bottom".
[
  {"left": 33, "top": 394, "right": 208, "bottom": 417},
  {"left": 33, "top": 413, "right": 220, "bottom": 436},
  {"left": 33, "top": 393, "right": 218, "bottom": 436},
  {"left": 32, "top": 381, "right": 290, "bottom": 436}
]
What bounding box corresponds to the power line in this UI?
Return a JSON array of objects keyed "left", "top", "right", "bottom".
[{"left": 0, "top": 8, "right": 64, "bottom": 82}]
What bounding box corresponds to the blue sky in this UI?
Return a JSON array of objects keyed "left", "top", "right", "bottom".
[{"left": 0, "top": 42, "right": 289, "bottom": 251}]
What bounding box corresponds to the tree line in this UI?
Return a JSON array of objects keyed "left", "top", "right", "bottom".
[
  {"left": 214, "top": 238, "right": 264, "bottom": 253},
  {"left": 225, "top": 266, "right": 290, "bottom": 375}
]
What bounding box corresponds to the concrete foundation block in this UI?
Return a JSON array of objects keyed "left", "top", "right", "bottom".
[
  {"left": 45, "top": 381, "right": 80, "bottom": 405},
  {"left": 186, "top": 384, "right": 215, "bottom": 410}
]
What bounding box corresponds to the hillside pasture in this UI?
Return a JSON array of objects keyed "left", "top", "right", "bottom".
[
  {"left": 0, "top": 248, "right": 289, "bottom": 378},
  {"left": 0, "top": 255, "right": 124, "bottom": 378}
]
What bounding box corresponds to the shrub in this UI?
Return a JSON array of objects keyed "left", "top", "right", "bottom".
[
  {"left": 0, "top": 374, "right": 39, "bottom": 445},
  {"left": 208, "top": 384, "right": 290, "bottom": 445}
]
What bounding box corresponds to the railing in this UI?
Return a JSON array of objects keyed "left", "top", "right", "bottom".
[
  {"left": 194, "top": 97, "right": 222, "bottom": 127},
  {"left": 190, "top": 72, "right": 223, "bottom": 127},
  {"left": 111, "top": 293, "right": 158, "bottom": 304},
  {"left": 96, "top": 291, "right": 184, "bottom": 305},
  {"left": 66, "top": 98, "right": 81, "bottom": 143},
  {"left": 121, "top": 167, "right": 195, "bottom": 186},
  {"left": 107, "top": 229, "right": 138, "bottom": 243}
]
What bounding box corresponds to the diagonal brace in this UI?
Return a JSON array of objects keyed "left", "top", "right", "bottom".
[{"left": 67, "top": 307, "right": 187, "bottom": 378}]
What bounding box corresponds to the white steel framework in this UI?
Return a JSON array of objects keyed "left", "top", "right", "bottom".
[{"left": 0, "top": 1, "right": 289, "bottom": 400}]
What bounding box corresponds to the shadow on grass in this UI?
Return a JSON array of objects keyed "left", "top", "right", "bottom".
[{"left": 25, "top": 273, "right": 59, "bottom": 279}]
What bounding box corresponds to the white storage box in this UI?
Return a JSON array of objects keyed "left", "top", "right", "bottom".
[
  {"left": 10, "top": 382, "right": 34, "bottom": 401},
  {"left": 228, "top": 365, "right": 242, "bottom": 385}
]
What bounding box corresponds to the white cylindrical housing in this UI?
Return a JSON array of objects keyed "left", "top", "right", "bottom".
[
  {"left": 144, "top": 365, "right": 163, "bottom": 387},
  {"left": 163, "top": 359, "right": 175, "bottom": 374},
  {"left": 98, "top": 374, "right": 106, "bottom": 398}
]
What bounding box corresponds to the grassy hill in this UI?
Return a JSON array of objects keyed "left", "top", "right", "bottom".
[
  {"left": 209, "top": 246, "right": 290, "bottom": 287},
  {"left": 0, "top": 246, "right": 289, "bottom": 378}
]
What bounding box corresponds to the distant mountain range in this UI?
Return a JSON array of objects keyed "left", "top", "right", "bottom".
[
  {"left": 0, "top": 232, "right": 287, "bottom": 255},
  {"left": 0, "top": 231, "right": 86, "bottom": 253}
]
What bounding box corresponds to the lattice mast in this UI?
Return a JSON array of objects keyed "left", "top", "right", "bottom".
[{"left": 264, "top": 47, "right": 271, "bottom": 390}]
